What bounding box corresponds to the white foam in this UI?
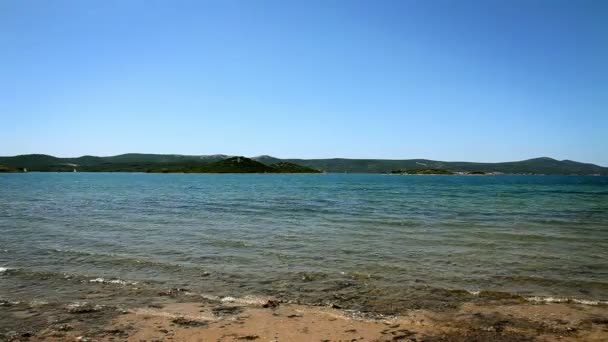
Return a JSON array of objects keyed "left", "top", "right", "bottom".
[
  {"left": 66, "top": 302, "right": 89, "bottom": 309},
  {"left": 462, "top": 289, "right": 606, "bottom": 306},
  {"left": 200, "top": 294, "right": 221, "bottom": 301},
  {"left": 29, "top": 300, "right": 49, "bottom": 307},
  {"left": 220, "top": 295, "right": 268, "bottom": 305},
  {"left": 235, "top": 295, "right": 268, "bottom": 305},
  {"left": 0, "top": 299, "right": 21, "bottom": 306},
  {"left": 0, "top": 267, "right": 10, "bottom": 273},
  {"left": 88, "top": 277, "right": 138, "bottom": 286},
  {"left": 525, "top": 296, "right": 607, "bottom": 306}
]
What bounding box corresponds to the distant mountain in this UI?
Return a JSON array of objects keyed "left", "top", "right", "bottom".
[
  {"left": 0, "top": 154, "right": 606, "bottom": 175},
  {"left": 253, "top": 156, "right": 608, "bottom": 175},
  {"left": 0, "top": 153, "right": 230, "bottom": 172},
  {"left": 101, "top": 153, "right": 229, "bottom": 164}
]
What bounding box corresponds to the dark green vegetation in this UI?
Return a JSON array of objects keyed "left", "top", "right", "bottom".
[
  {"left": 0, "top": 155, "right": 321, "bottom": 173},
  {"left": 271, "top": 162, "right": 322, "bottom": 173},
  {"left": 254, "top": 156, "right": 608, "bottom": 175},
  {"left": 0, "top": 165, "right": 19, "bottom": 173},
  {"left": 0, "top": 154, "right": 606, "bottom": 175},
  {"left": 146, "top": 157, "right": 321, "bottom": 173},
  {"left": 391, "top": 169, "right": 454, "bottom": 175},
  {"left": 147, "top": 157, "right": 277, "bottom": 173}
]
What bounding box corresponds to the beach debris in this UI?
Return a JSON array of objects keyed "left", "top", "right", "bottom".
[
  {"left": 237, "top": 335, "right": 259, "bottom": 340},
  {"left": 171, "top": 317, "right": 208, "bottom": 327},
  {"left": 212, "top": 306, "right": 243, "bottom": 317},
  {"left": 57, "top": 324, "right": 73, "bottom": 331},
  {"left": 263, "top": 299, "right": 280, "bottom": 308},
  {"left": 589, "top": 317, "right": 608, "bottom": 325},
  {"left": 103, "top": 328, "right": 130, "bottom": 338}
]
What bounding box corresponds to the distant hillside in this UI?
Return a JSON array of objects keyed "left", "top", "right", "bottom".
[
  {"left": 0, "top": 164, "right": 19, "bottom": 173},
  {"left": 146, "top": 157, "right": 321, "bottom": 173},
  {"left": 270, "top": 162, "right": 322, "bottom": 173},
  {"left": 0, "top": 153, "right": 230, "bottom": 170},
  {"left": 0, "top": 154, "right": 606, "bottom": 175},
  {"left": 254, "top": 156, "right": 608, "bottom": 175},
  {"left": 146, "top": 157, "right": 275, "bottom": 173}
]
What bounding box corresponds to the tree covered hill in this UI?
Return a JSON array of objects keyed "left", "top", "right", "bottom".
[
  {"left": 254, "top": 156, "right": 608, "bottom": 175},
  {"left": 0, "top": 154, "right": 606, "bottom": 175}
]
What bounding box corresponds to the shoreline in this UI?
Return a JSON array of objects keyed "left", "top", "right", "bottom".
[{"left": 2, "top": 293, "right": 607, "bottom": 341}]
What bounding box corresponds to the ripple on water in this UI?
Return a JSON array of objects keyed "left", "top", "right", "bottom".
[{"left": 1, "top": 173, "right": 607, "bottom": 313}]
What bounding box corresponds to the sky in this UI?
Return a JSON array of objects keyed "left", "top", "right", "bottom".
[{"left": 1, "top": 0, "right": 607, "bottom": 165}]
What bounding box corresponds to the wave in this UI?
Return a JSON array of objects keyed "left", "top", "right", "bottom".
[
  {"left": 1, "top": 267, "right": 143, "bottom": 288},
  {"left": 88, "top": 277, "right": 139, "bottom": 286},
  {"left": 219, "top": 295, "right": 268, "bottom": 305},
  {"left": 203, "top": 238, "right": 252, "bottom": 249},
  {"left": 48, "top": 248, "right": 194, "bottom": 270},
  {"left": 4, "top": 262, "right": 607, "bottom": 309},
  {"left": 462, "top": 289, "right": 607, "bottom": 306},
  {"left": 525, "top": 296, "right": 608, "bottom": 306}
]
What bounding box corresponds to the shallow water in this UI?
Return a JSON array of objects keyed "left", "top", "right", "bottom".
[{"left": 1, "top": 173, "right": 607, "bottom": 312}]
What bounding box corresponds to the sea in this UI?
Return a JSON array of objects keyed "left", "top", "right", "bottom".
[{"left": 1, "top": 173, "right": 607, "bottom": 314}]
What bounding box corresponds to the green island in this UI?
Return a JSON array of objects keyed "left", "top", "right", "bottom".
[
  {"left": 389, "top": 169, "right": 491, "bottom": 175},
  {"left": 146, "top": 157, "right": 322, "bottom": 174},
  {"left": 390, "top": 169, "right": 455, "bottom": 175}
]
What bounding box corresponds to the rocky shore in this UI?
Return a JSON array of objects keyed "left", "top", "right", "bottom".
[{"left": 1, "top": 290, "right": 607, "bottom": 342}]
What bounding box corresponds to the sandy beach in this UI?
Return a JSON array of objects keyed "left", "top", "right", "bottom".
[{"left": 3, "top": 293, "right": 607, "bottom": 342}]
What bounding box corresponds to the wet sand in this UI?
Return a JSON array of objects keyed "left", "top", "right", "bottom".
[{"left": 3, "top": 295, "right": 607, "bottom": 341}]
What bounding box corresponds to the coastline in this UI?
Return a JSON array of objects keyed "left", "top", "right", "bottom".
[{"left": 2, "top": 292, "right": 607, "bottom": 341}]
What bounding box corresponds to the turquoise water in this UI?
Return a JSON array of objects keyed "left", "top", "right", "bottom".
[{"left": 1, "top": 173, "right": 607, "bottom": 312}]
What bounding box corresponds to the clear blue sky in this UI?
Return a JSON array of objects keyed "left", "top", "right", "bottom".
[{"left": 1, "top": 0, "right": 607, "bottom": 165}]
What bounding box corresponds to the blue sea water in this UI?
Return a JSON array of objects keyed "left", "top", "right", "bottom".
[{"left": 1, "top": 173, "right": 607, "bottom": 311}]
